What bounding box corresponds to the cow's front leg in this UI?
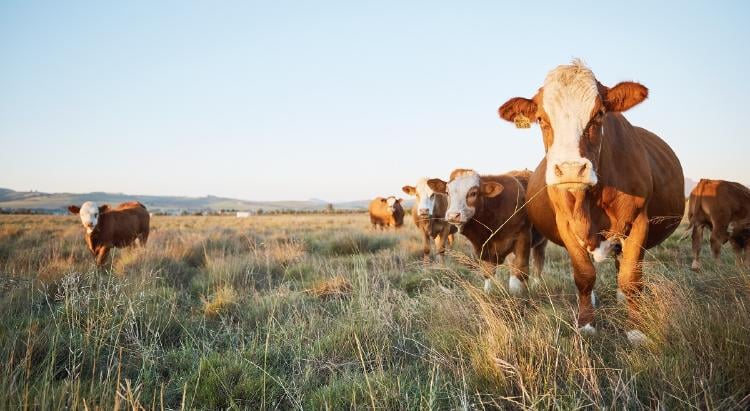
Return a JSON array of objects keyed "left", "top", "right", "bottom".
[
  {"left": 557, "top": 222, "right": 597, "bottom": 333},
  {"left": 95, "top": 246, "right": 111, "bottom": 266},
  {"left": 618, "top": 211, "right": 650, "bottom": 345},
  {"left": 434, "top": 233, "right": 447, "bottom": 264},
  {"left": 421, "top": 231, "right": 432, "bottom": 264},
  {"left": 508, "top": 230, "right": 531, "bottom": 296}
]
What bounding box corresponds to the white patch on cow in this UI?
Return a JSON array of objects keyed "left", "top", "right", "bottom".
[
  {"left": 579, "top": 323, "right": 596, "bottom": 335},
  {"left": 542, "top": 60, "right": 599, "bottom": 186},
  {"left": 385, "top": 196, "right": 397, "bottom": 214},
  {"left": 626, "top": 329, "right": 649, "bottom": 345},
  {"left": 590, "top": 240, "right": 612, "bottom": 263},
  {"left": 414, "top": 178, "right": 436, "bottom": 216},
  {"left": 79, "top": 201, "right": 100, "bottom": 233},
  {"left": 445, "top": 170, "right": 481, "bottom": 224},
  {"left": 483, "top": 278, "right": 492, "bottom": 293},
  {"left": 508, "top": 276, "right": 524, "bottom": 296},
  {"left": 616, "top": 289, "right": 626, "bottom": 303}
]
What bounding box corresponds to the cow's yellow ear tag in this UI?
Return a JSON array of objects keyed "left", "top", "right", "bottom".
[{"left": 514, "top": 114, "right": 531, "bottom": 129}]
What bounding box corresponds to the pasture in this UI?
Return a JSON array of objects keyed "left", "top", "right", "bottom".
[{"left": 1, "top": 213, "right": 748, "bottom": 409}]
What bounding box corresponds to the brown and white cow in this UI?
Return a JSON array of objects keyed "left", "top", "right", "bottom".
[
  {"left": 68, "top": 201, "right": 150, "bottom": 265},
  {"left": 402, "top": 178, "right": 457, "bottom": 263},
  {"left": 688, "top": 178, "right": 750, "bottom": 270},
  {"left": 428, "top": 169, "right": 547, "bottom": 294},
  {"left": 368, "top": 196, "right": 405, "bottom": 229},
  {"left": 498, "top": 60, "right": 684, "bottom": 344}
]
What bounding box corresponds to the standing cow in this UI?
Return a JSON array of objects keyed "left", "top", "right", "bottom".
[
  {"left": 402, "top": 178, "right": 457, "bottom": 263},
  {"left": 498, "top": 60, "right": 684, "bottom": 344},
  {"left": 688, "top": 178, "right": 750, "bottom": 269},
  {"left": 368, "top": 196, "right": 405, "bottom": 229},
  {"left": 68, "top": 201, "right": 150, "bottom": 265},
  {"left": 428, "top": 169, "right": 547, "bottom": 294}
]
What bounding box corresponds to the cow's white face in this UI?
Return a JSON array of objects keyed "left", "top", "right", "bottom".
[
  {"left": 413, "top": 178, "right": 436, "bottom": 217},
  {"left": 541, "top": 64, "right": 600, "bottom": 189},
  {"left": 385, "top": 196, "right": 397, "bottom": 214},
  {"left": 444, "top": 172, "right": 481, "bottom": 226},
  {"left": 79, "top": 201, "right": 100, "bottom": 233}
]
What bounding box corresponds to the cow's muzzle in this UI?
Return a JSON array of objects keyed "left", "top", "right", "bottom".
[{"left": 548, "top": 160, "right": 597, "bottom": 190}]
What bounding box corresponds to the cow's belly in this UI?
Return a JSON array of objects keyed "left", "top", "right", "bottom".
[{"left": 639, "top": 127, "right": 686, "bottom": 248}]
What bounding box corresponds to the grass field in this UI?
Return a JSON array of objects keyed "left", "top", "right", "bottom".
[{"left": 1, "top": 213, "right": 748, "bottom": 409}]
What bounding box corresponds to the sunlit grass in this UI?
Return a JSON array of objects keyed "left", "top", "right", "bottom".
[{"left": 0, "top": 213, "right": 748, "bottom": 409}]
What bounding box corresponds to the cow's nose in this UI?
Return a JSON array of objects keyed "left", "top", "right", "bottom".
[
  {"left": 550, "top": 160, "right": 596, "bottom": 188},
  {"left": 446, "top": 212, "right": 461, "bottom": 223},
  {"left": 418, "top": 208, "right": 430, "bottom": 216}
]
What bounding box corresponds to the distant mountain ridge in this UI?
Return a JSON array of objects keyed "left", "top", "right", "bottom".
[
  {"left": 0, "top": 188, "right": 373, "bottom": 213},
  {"left": 0, "top": 177, "right": 710, "bottom": 213}
]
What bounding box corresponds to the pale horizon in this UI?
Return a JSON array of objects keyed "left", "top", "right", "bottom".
[{"left": 2, "top": 1, "right": 749, "bottom": 202}]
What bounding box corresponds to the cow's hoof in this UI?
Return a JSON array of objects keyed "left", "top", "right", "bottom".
[
  {"left": 483, "top": 279, "right": 492, "bottom": 293},
  {"left": 626, "top": 329, "right": 650, "bottom": 346},
  {"left": 616, "top": 289, "right": 627, "bottom": 303},
  {"left": 691, "top": 260, "right": 701, "bottom": 271},
  {"left": 508, "top": 276, "right": 524, "bottom": 296}
]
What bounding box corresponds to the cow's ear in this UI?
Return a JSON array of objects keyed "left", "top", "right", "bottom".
[
  {"left": 427, "top": 179, "right": 447, "bottom": 194},
  {"left": 68, "top": 205, "right": 80, "bottom": 215},
  {"left": 481, "top": 182, "right": 504, "bottom": 198},
  {"left": 603, "top": 81, "right": 648, "bottom": 112},
  {"left": 498, "top": 97, "right": 537, "bottom": 124},
  {"left": 98, "top": 205, "right": 110, "bottom": 213},
  {"left": 397, "top": 198, "right": 404, "bottom": 204},
  {"left": 402, "top": 185, "right": 416, "bottom": 196},
  {"left": 380, "top": 198, "right": 387, "bottom": 203}
]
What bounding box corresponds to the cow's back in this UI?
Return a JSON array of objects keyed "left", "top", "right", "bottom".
[{"left": 100, "top": 203, "right": 149, "bottom": 246}]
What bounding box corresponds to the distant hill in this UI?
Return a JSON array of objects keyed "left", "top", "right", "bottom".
[{"left": 0, "top": 188, "right": 373, "bottom": 213}]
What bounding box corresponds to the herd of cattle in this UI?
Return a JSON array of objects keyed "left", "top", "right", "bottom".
[{"left": 66, "top": 60, "right": 749, "bottom": 345}]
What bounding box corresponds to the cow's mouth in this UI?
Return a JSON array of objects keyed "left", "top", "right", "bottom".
[{"left": 553, "top": 182, "right": 593, "bottom": 191}]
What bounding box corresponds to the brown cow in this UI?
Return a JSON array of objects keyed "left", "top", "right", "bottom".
[
  {"left": 68, "top": 201, "right": 150, "bottom": 265},
  {"left": 428, "top": 169, "right": 547, "bottom": 294},
  {"left": 402, "top": 178, "right": 457, "bottom": 263},
  {"left": 498, "top": 60, "right": 684, "bottom": 344},
  {"left": 368, "top": 196, "right": 405, "bottom": 229},
  {"left": 688, "top": 178, "right": 750, "bottom": 270}
]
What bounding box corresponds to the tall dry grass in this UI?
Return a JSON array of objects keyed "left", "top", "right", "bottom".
[{"left": 0, "top": 213, "right": 748, "bottom": 409}]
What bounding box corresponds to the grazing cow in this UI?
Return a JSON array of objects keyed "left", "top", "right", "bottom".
[
  {"left": 368, "top": 196, "right": 405, "bottom": 229},
  {"left": 402, "top": 178, "right": 457, "bottom": 263},
  {"left": 498, "top": 60, "right": 684, "bottom": 344},
  {"left": 688, "top": 178, "right": 750, "bottom": 269},
  {"left": 428, "top": 169, "right": 547, "bottom": 294},
  {"left": 68, "top": 201, "right": 150, "bottom": 265}
]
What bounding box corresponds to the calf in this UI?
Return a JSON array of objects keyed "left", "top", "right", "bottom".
[
  {"left": 428, "top": 169, "right": 547, "bottom": 294},
  {"left": 68, "top": 201, "right": 150, "bottom": 265},
  {"left": 688, "top": 178, "right": 750, "bottom": 269},
  {"left": 368, "top": 196, "right": 405, "bottom": 229},
  {"left": 402, "top": 178, "right": 457, "bottom": 263}
]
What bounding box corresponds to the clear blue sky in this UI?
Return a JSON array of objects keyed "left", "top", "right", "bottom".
[{"left": 2, "top": 1, "right": 748, "bottom": 201}]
